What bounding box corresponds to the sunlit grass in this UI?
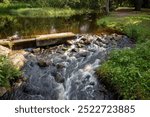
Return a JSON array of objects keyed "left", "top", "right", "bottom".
[
  {"left": 0, "top": 2, "right": 30, "bottom": 10},
  {"left": 96, "top": 41, "right": 150, "bottom": 99},
  {"left": 15, "top": 8, "right": 92, "bottom": 17},
  {"left": 1, "top": 7, "right": 93, "bottom": 17},
  {"left": 97, "top": 13, "right": 150, "bottom": 43},
  {"left": 97, "top": 10, "right": 150, "bottom": 100}
]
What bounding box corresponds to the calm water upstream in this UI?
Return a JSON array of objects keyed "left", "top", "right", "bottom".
[{"left": 0, "top": 13, "right": 101, "bottom": 39}]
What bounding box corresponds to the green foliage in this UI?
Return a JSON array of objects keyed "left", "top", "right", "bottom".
[
  {"left": 97, "top": 13, "right": 150, "bottom": 43},
  {"left": 0, "top": 0, "right": 106, "bottom": 9},
  {"left": 0, "top": 0, "right": 96, "bottom": 17},
  {"left": 0, "top": 15, "right": 20, "bottom": 38},
  {"left": 0, "top": 2, "right": 30, "bottom": 10},
  {"left": 97, "top": 11, "right": 150, "bottom": 99},
  {"left": 28, "top": 0, "right": 102, "bottom": 9},
  {"left": 0, "top": 56, "right": 21, "bottom": 87},
  {"left": 9, "top": 8, "right": 93, "bottom": 17},
  {"left": 97, "top": 41, "right": 150, "bottom": 99}
]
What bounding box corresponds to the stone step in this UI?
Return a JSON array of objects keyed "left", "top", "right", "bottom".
[
  {"left": 36, "top": 32, "right": 76, "bottom": 47},
  {"left": 0, "top": 32, "right": 76, "bottom": 49}
]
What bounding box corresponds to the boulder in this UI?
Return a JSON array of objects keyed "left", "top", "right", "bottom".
[
  {"left": 0, "top": 87, "right": 7, "bottom": 96},
  {"left": 77, "top": 43, "right": 84, "bottom": 48},
  {"left": 80, "top": 37, "right": 87, "bottom": 41},
  {"left": 66, "top": 40, "right": 74, "bottom": 45},
  {"left": 32, "top": 48, "right": 41, "bottom": 53},
  {"left": 0, "top": 45, "right": 11, "bottom": 56},
  {"left": 57, "top": 50, "right": 64, "bottom": 54},
  {"left": 89, "top": 82, "right": 95, "bottom": 86},
  {"left": 56, "top": 63, "right": 65, "bottom": 69},
  {"left": 62, "top": 47, "right": 68, "bottom": 51},
  {"left": 98, "top": 37, "right": 109, "bottom": 44},
  {"left": 55, "top": 73, "right": 65, "bottom": 83},
  {"left": 84, "top": 39, "right": 91, "bottom": 45},
  {"left": 79, "top": 52, "right": 88, "bottom": 57},
  {"left": 9, "top": 50, "right": 28, "bottom": 69},
  {"left": 13, "top": 79, "right": 23, "bottom": 89},
  {"left": 113, "top": 34, "right": 123, "bottom": 41},
  {"left": 71, "top": 48, "right": 78, "bottom": 52},
  {"left": 37, "top": 59, "right": 50, "bottom": 67},
  {"left": 79, "top": 40, "right": 84, "bottom": 44}
]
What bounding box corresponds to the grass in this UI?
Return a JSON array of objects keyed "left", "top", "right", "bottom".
[
  {"left": 9, "top": 8, "right": 93, "bottom": 17},
  {"left": 0, "top": 2, "right": 30, "bottom": 12},
  {"left": 96, "top": 9, "right": 150, "bottom": 99},
  {"left": 0, "top": 56, "right": 21, "bottom": 87},
  {"left": 0, "top": 3, "right": 93, "bottom": 17},
  {"left": 96, "top": 41, "right": 150, "bottom": 99},
  {"left": 97, "top": 13, "right": 150, "bottom": 43}
]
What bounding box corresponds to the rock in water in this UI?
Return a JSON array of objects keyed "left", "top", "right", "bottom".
[
  {"left": 37, "top": 59, "right": 49, "bottom": 67},
  {"left": 55, "top": 73, "right": 65, "bottom": 83},
  {"left": 56, "top": 63, "right": 65, "bottom": 69},
  {"left": 0, "top": 87, "right": 7, "bottom": 96},
  {"left": 32, "top": 48, "right": 41, "bottom": 53},
  {"left": 66, "top": 40, "right": 74, "bottom": 45},
  {"left": 0, "top": 45, "right": 11, "bottom": 56},
  {"left": 9, "top": 50, "right": 27, "bottom": 69}
]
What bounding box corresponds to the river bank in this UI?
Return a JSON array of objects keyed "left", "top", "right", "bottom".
[
  {"left": 1, "top": 7, "right": 94, "bottom": 18},
  {"left": 0, "top": 2, "right": 94, "bottom": 17},
  {"left": 96, "top": 8, "right": 150, "bottom": 99}
]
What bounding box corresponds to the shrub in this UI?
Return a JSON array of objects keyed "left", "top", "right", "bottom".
[{"left": 0, "top": 56, "right": 21, "bottom": 87}]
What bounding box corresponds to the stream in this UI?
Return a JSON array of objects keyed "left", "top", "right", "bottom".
[
  {"left": 0, "top": 13, "right": 132, "bottom": 100},
  {"left": 0, "top": 34, "right": 132, "bottom": 100}
]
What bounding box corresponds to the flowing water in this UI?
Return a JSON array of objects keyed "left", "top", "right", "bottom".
[
  {"left": 0, "top": 34, "right": 132, "bottom": 100},
  {"left": 0, "top": 13, "right": 132, "bottom": 100}
]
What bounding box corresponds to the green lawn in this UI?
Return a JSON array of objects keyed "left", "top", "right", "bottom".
[
  {"left": 0, "top": 3, "right": 93, "bottom": 17},
  {"left": 9, "top": 8, "right": 93, "bottom": 17},
  {"left": 97, "top": 12, "right": 150, "bottom": 43},
  {"left": 96, "top": 9, "right": 150, "bottom": 99}
]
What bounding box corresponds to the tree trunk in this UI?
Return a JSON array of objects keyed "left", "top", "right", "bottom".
[
  {"left": 135, "top": 0, "right": 143, "bottom": 11},
  {"left": 106, "top": 0, "right": 110, "bottom": 14}
]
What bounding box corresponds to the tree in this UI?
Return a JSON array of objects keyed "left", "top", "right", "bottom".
[
  {"left": 106, "top": 0, "right": 110, "bottom": 14},
  {"left": 134, "top": 0, "right": 143, "bottom": 11},
  {"left": 142, "top": 0, "right": 150, "bottom": 8}
]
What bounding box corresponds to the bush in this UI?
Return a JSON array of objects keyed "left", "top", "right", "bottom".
[
  {"left": 96, "top": 41, "right": 150, "bottom": 99},
  {"left": 0, "top": 56, "right": 21, "bottom": 87}
]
